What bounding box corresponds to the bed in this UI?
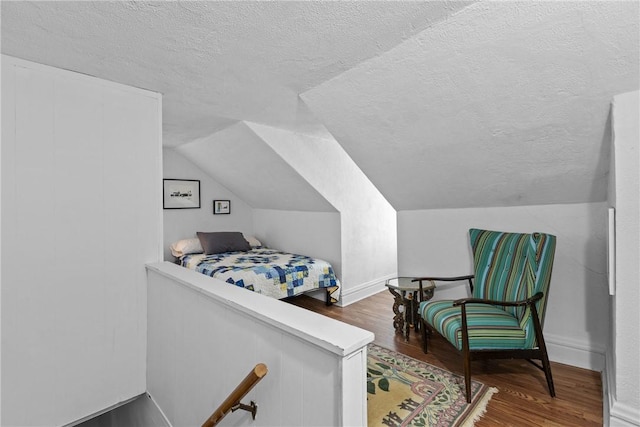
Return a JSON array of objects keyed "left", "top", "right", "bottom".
[{"left": 171, "top": 232, "right": 340, "bottom": 304}]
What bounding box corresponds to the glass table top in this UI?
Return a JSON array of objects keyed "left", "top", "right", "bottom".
[{"left": 385, "top": 277, "right": 435, "bottom": 291}]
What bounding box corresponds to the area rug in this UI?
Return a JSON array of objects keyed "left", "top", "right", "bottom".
[{"left": 367, "top": 344, "right": 497, "bottom": 427}]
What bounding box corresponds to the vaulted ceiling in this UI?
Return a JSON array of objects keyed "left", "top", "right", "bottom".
[{"left": 3, "top": 1, "right": 638, "bottom": 211}]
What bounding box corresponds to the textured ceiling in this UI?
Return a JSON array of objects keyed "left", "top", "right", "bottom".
[
  {"left": 302, "top": 1, "right": 640, "bottom": 209},
  {"left": 2, "top": 1, "right": 638, "bottom": 211},
  {"left": 2, "top": 1, "right": 470, "bottom": 146}
]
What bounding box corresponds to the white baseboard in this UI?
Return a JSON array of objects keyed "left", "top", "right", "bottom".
[
  {"left": 603, "top": 355, "right": 612, "bottom": 426},
  {"left": 603, "top": 351, "right": 640, "bottom": 426},
  {"left": 609, "top": 401, "right": 640, "bottom": 426},
  {"left": 337, "top": 274, "right": 396, "bottom": 307},
  {"left": 147, "top": 392, "right": 173, "bottom": 427},
  {"left": 545, "top": 333, "right": 605, "bottom": 371}
]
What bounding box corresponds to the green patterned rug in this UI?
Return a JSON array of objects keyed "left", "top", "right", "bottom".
[{"left": 367, "top": 344, "right": 497, "bottom": 427}]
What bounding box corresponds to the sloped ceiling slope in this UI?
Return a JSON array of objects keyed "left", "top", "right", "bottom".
[
  {"left": 176, "top": 122, "right": 336, "bottom": 212},
  {"left": 1, "top": 1, "right": 471, "bottom": 146},
  {"left": 2, "top": 1, "right": 638, "bottom": 211},
  {"left": 302, "top": 1, "right": 639, "bottom": 210}
]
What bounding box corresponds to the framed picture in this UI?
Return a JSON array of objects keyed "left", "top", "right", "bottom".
[
  {"left": 163, "top": 179, "right": 201, "bottom": 209},
  {"left": 213, "top": 200, "right": 230, "bottom": 215}
]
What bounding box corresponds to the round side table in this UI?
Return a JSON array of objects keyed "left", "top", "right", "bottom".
[{"left": 385, "top": 277, "right": 435, "bottom": 341}]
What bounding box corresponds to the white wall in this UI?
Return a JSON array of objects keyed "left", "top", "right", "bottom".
[
  {"left": 607, "top": 90, "right": 639, "bottom": 426},
  {"left": 398, "top": 202, "right": 609, "bottom": 370},
  {"left": 146, "top": 263, "right": 373, "bottom": 427},
  {"left": 0, "top": 52, "right": 3, "bottom": 427},
  {"left": 163, "top": 148, "right": 253, "bottom": 261},
  {"left": 253, "top": 208, "right": 342, "bottom": 279},
  {"left": 1, "top": 56, "right": 162, "bottom": 426},
  {"left": 174, "top": 122, "right": 336, "bottom": 213},
  {"left": 248, "top": 123, "right": 398, "bottom": 305}
]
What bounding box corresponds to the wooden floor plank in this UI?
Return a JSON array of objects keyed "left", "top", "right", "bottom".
[{"left": 287, "top": 291, "right": 603, "bottom": 426}]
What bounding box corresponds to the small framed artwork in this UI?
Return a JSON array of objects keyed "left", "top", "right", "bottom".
[
  {"left": 213, "top": 200, "right": 231, "bottom": 215},
  {"left": 163, "top": 179, "right": 201, "bottom": 209}
]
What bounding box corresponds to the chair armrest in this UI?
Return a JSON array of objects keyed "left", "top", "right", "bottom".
[
  {"left": 453, "top": 292, "right": 543, "bottom": 308},
  {"left": 411, "top": 275, "right": 474, "bottom": 283},
  {"left": 413, "top": 275, "right": 474, "bottom": 296}
]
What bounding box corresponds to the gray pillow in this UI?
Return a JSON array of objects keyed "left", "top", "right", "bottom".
[{"left": 196, "top": 231, "right": 250, "bottom": 255}]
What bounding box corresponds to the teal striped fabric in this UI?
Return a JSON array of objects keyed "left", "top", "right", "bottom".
[
  {"left": 470, "top": 229, "right": 529, "bottom": 319},
  {"left": 423, "top": 301, "right": 526, "bottom": 350},
  {"left": 419, "top": 229, "right": 556, "bottom": 350},
  {"left": 520, "top": 231, "right": 555, "bottom": 347}
]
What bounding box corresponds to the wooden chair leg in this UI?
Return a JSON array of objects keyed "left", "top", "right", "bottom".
[
  {"left": 463, "top": 348, "right": 472, "bottom": 403},
  {"left": 460, "top": 305, "right": 472, "bottom": 403},
  {"left": 421, "top": 319, "right": 428, "bottom": 353},
  {"left": 540, "top": 348, "right": 556, "bottom": 397},
  {"left": 532, "top": 308, "right": 556, "bottom": 398}
]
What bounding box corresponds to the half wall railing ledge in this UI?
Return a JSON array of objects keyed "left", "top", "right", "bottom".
[{"left": 147, "top": 262, "right": 374, "bottom": 426}]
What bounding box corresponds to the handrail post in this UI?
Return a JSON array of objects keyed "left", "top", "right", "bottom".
[{"left": 201, "top": 363, "right": 268, "bottom": 427}]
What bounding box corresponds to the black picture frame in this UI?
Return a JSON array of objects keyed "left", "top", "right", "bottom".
[
  {"left": 213, "top": 200, "right": 231, "bottom": 215},
  {"left": 163, "top": 179, "right": 201, "bottom": 209}
]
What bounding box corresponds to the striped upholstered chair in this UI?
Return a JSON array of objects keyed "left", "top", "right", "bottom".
[{"left": 416, "top": 228, "right": 556, "bottom": 403}]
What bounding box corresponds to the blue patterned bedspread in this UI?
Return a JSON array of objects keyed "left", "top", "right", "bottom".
[{"left": 181, "top": 248, "right": 340, "bottom": 301}]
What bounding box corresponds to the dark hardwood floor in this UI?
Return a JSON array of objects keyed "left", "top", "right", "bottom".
[{"left": 288, "top": 291, "right": 603, "bottom": 427}]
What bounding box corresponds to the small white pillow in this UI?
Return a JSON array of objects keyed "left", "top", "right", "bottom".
[
  {"left": 243, "top": 235, "right": 262, "bottom": 248},
  {"left": 170, "top": 238, "right": 203, "bottom": 258}
]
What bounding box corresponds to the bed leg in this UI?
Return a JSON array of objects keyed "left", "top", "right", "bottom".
[{"left": 325, "top": 289, "right": 332, "bottom": 306}]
